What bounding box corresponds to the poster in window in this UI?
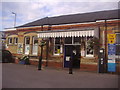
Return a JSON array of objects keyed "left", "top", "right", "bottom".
[{"left": 17, "top": 43, "right": 23, "bottom": 54}]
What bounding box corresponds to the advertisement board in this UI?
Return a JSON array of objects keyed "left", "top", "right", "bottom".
[
  {"left": 107, "top": 34, "right": 116, "bottom": 72},
  {"left": 17, "top": 43, "right": 23, "bottom": 54}
]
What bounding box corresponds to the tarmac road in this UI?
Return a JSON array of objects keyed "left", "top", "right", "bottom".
[{"left": 2, "top": 63, "right": 119, "bottom": 88}]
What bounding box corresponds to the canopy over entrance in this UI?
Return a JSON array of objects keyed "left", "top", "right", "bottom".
[{"left": 38, "top": 30, "right": 94, "bottom": 38}]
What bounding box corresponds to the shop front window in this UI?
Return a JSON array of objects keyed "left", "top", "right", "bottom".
[
  {"left": 54, "top": 37, "right": 62, "bottom": 55},
  {"left": 65, "top": 37, "right": 72, "bottom": 44},
  {"left": 86, "top": 36, "right": 94, "bottom": 57},
  {"left": 65, "top": 37, "right": 80, "bottom": 44},
  {"left": 73, "top": 37, "right": 81, "bottom": 44}
]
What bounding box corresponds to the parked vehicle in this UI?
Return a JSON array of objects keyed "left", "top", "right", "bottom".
[{"left": 2, "top": 50, "right": 14, "bottom": 63}]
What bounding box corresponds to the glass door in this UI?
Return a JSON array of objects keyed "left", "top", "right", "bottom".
[{"left": 64, "top": 45, "right": 80, "bottom": 68}]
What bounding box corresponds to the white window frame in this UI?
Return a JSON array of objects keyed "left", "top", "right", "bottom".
[
  {"left": 14, "top": 37, "right": 18, "bottom": 44},
  {"left": 32, "top": 36, "right": 38, "bottom": 55},
  {"left": 8, "top": 38, "right": 12, "bottom": 44},
  {"left": 54, "top": 38, "right": 63, "bottom": 56},
  {"left": 25, "top": 36, "right": 30, "bottom": 45},
  {"left": 24, "top": 36, "right": 30, "bottom": 55}
]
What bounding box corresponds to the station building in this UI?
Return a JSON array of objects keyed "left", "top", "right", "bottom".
[{"left": 4, "top": 9, "right": 120, "bottom": 73}]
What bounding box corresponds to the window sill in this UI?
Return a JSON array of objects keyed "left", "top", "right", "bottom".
[
  {"left": 85, "top": 55, "right": 94, "bottom": 57},
  {"left": 7, "top": 44, "right": 18, "bottom": 46},
  {"left": 83, "top": 57, "right": 95, "bottom": 59},
  {"left": 7, "top": 44, "right": 14, "bottom": 46},
  {"left": 54, "top": 54, "right": 60, "bottom": 56},
  {"left": 81, "top": 62, "right": 97, "bottom": 65},
  {"left": 52, "top": 54, "right": 63, "bottom": 57}
]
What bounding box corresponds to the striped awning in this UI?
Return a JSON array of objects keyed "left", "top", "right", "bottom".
[{"left": 38, "top": 30, "right": 94, "bottom": 38}]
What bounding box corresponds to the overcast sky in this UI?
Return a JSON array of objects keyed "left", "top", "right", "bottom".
[{"left": 1, "top": 0, "right": 119, "bottom": 31}]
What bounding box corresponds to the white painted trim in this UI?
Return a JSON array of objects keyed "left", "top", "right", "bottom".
[
  {"left": 14, "top": 37, "right": 18, "bottom": 44},
  {"left": 8, "top": 37, "right": 12, "bottom": 44},
  {"left": 96, "top": 19, "right": 120, "bottom": 23},
  {"left": 38, "top": 30, "right": 94, "bottom": 38},
  {"left": 4, "top": 28, "right": 16, "bottom": 31},
  {"left": 32, "top": 36, "right": 38, "bottom": 55}
]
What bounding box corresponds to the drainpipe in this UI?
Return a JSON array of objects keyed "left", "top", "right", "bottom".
[
  {"left": 46, "top": 17, "right": 52, "bottom": 67},
  {"left": 46, "top": 39, "right": 49, "bottom": 67},
  {"left": 104, "top": 19, "right": 108, "bottom": 73},
  {"left": 38, "top": 25, "right": 43, "bottom": 70},
  {"left": 38, "top": 44, "right": 43, "bottom": 70}
]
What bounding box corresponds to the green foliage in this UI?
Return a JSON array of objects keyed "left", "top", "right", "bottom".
[{"left": 87, "top": 37, "right": 100, "bottom": 55}]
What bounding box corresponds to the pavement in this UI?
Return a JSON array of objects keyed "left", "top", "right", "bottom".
[{"left": 2, "top": 63, "right": 119, "bottom": 88}]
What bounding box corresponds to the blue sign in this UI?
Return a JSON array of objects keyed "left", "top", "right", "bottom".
[
  {"left": 108, "top": 63, "right": 116, "bottom": 72},
  {"left": 107, "top": 34, "right": 116, "bottom": 72},
  {"left": 108, "top": 44, "right": 116, "bottom": 55},
  {"left": 108, "top": 44, "right": 116, "bottom": 72}
]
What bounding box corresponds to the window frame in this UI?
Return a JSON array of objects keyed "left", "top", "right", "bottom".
[
  {"left": 53, "top": 37, "right": 63, "bottom": 56},
  {"left": 32, "top": 36, "right": 38, "bottom": 55},
  {"left": 8, "top": 37, "right": 12, "bottom": 44},
  {"left": 14, "top": 37, "right": 18, "bottom": 44},
  {"left": 25, "top": 36, "right": 30, "bottom": 45},
  {"left": 85, "top": 36, "right": 94, "bottom": 57},
  {"left": 24, "top": 36, "right": 30, "bottom": 55}
]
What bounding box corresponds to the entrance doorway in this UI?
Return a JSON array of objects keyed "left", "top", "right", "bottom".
[{"left": 64, "top": 45, "right": 81, "bottom": 68}]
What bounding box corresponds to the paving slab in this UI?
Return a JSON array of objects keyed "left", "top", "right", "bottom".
[{"left": 2, "top": 63, "right": 119, "bottom": 88}]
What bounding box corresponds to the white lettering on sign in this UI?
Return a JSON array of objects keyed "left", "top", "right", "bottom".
[
  {"left": 108, "top": 55, "right": 115, "bottom": 60},
  {"left": 108, "top": 59, "right": 115, "bottom": 63},
  {"left": 66, "top": 56, "right": 70, "bottom": 61}
]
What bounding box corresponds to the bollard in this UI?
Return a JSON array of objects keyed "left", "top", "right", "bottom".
[{"left": 38, "top": 45, "right": 43, "bottom": 70}]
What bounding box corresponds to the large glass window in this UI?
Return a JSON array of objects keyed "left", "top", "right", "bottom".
[
  {"left": 73, "top": 37, "right": 81, "bottom": 44},
  {"left": 65, "top": 37, "right": 80, "bottom": 44},
  {"left": 54, "top": 37, "right": 62, "bottom": 55},
  {"left": 65, "top": 37, "right": 72, "bottom": 44}
]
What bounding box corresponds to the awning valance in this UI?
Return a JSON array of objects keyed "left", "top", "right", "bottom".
[{"left": 38, "top": 30, "right": 94, "bottom": 38}]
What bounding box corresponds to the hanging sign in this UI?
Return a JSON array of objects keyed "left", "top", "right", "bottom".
[
  {"left": 108, "top": 44, "right": 116, "bottom": 55},
  {"left": 108, "top": 34, "right": 116, "bottom": 44}
]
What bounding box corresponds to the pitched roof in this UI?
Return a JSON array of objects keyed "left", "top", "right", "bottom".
[{"left": 16, "top": 9, "right": 120, "bottom": 28}]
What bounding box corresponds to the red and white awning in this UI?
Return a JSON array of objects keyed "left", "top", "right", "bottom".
[{"left": 38, "top": 30, "right": 94, "bottom": 38}]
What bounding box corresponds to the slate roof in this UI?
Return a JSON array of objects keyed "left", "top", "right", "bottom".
[{"left": 16, "top": 9, "right": 120, "bottom": 28}]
